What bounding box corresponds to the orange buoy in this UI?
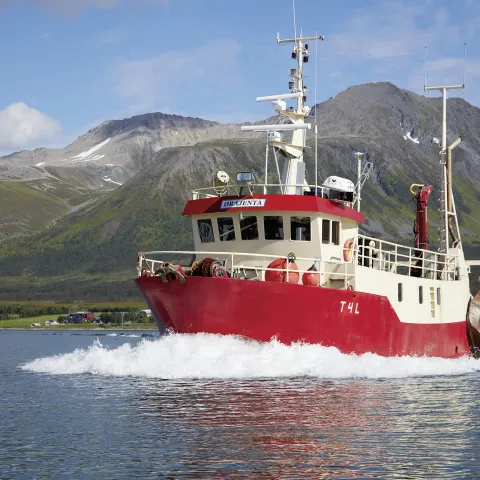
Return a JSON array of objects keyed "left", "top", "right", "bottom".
[
  {"left": 302, "top": 264, "right": 320, "bottom": 286},
  {"left": 265, "top": 253, "right": 299, "bottom": 284},
  {"left": 343, "top": 238, "right": 357, "bottom": 262},
  {"left": 265, "top": 258, "right": 286, "bottom": 282},
  {"left": 286, "top": 258, "right": 299, "bottom": 284}
]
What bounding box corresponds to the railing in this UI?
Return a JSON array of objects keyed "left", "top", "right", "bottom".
[
  {"left": 191, "top": 183, "right": 327, "bottom": 199},
  {"left": 191, "top": 183, "right": 353, "bottom": 207},
  {"left": 136, "top": 236, "right": 462, "bottom": 289},
  {"left": 357, "top": 234, "right": 460, "bottom": 280},
  {"left": 137, "top": 250, "right": 355, "bottom": 289}
]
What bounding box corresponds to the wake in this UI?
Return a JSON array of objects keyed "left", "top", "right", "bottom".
[{"left": 20, "top": 333, "right": 480, "bottom": 379}]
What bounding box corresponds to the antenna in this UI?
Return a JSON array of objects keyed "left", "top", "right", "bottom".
[
  {"left": 463, "top": 42, "right": 467, "bottom": 87},
  {"left": 292, "top": 0, "right": 297, "bottom": 41},
  {"left": 353, "top": 152, "right": 373, "bottom": 212},
  {"left": 424, "top": 46, "right": 427, "bottom": 91}
]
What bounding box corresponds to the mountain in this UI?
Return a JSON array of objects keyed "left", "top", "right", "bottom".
[
  {"left": 0, "top": 82, "right": 479, "bottom": 300},
  {"left": 0, "top": 112, "right": 266, "bottom": 239},
  {"left": 0, "top": 112, "right": 258, "bottom": 184}
]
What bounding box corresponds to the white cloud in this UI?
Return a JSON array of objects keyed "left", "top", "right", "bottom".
[
  {"left": 0, "top": 103, "right": 61, "bottom": 149},
  {"left": 0, "top": 0, "right": 167, "bottom": 15},
  {"left": 328, "top": 1, "right": 459, "bottom": 61},
  {"left": 113, "top": 39, "right": 242, "bottom": 105},
  {"left": 321, "top": 0, "right": 480, "bottom": 106}
]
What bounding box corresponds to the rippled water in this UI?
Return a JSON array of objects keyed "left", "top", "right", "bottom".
[{"left": 2, "top": 330, "right": 480, "bottom": 479}]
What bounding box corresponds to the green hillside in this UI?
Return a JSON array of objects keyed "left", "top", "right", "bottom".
[
  {"left": 0, "top": 179, "right": 108, "bottom": 241},
  {"left": 0, "top": 181, "right": 68, "bottom": 240}
]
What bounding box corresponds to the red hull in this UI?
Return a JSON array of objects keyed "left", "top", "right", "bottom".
[{"left": 135, "top": 276, "right": 470, "bottom": 358}]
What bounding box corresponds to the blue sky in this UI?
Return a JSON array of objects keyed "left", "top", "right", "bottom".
[{"left": 0, "top": 0, "right": 478, "bottom": 152}]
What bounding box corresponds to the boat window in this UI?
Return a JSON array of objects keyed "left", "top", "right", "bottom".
[
  {"left": 398, "top": 283, "right": 403, "bottom": 302},
  {"left": 264, "top": 216, "right": 284, "bottom": 240},
  {"left": 217, "top": 217, "right": 236, "bottom": 242},
  {"left": 291, "top": 217, "right": 311, "bottom": 241},
  {"left": 419, "top": 286, "right": 423, "bottom": 304},
  {"left": 240, "top": 216, "right": 259, "bottom": 240},
  {"left": 332, "top": 221, "right": 340, "bottom": 245},
  {"left": 197, "top": 219, "right": 215, "bottom": 243},
  {"left": 437, "top": 287, "right": 441, "bottom": 305},
  {"left": 322, "top": 219, "right": 330, "bottom": 244}
]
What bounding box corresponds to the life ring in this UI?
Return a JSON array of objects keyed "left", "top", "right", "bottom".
[
  {"left": 212, "top": 266, "right": 228, "bottom": 278},
  {"left": 343, "top": 238, "right": 357, "bottom": 262}
]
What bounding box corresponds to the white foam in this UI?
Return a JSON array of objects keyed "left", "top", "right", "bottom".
[
  {"left": 19, "top": 334, "right": 480, "bottom": 379},
  {"left": 107, "top": 333, "right": 141, "bottom": 338}
]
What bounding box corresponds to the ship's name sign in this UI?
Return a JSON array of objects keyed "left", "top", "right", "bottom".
[
  {"left": 220, "top": 199, "right": 266, "bottom": 209},
  {"left": 340, "top": 301, "right": 360, "bottom": 315}
]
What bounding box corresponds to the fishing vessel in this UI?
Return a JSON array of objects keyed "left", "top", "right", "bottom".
[{"left": 135, "top": 25, "right": 480, "bottom": 358}]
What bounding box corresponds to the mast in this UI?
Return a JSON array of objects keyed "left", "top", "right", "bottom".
[
  {"left": 424, "top": 47, "right": 465, "bottom": 254},
  {"left": 241, "top": 7, "right": 324, "bottom": 196},
  {"left": 275, "top": 32, "right": 324, "bottom": 194}
]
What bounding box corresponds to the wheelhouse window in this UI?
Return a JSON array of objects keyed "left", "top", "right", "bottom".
[
  {"left": 240, "top": 216, "right": 259, "bottom": 240},
  {"left": 217, "top": 217, "right": 235, "bottom": 242},
  {"left": 419, "top": 286, "right": 423, "bottom": 304},
  {"left": 322, "top": 219, "right": 330, "bottom": 244},
  {"left": 197, "top": 219, "right": 215, "bottom": 243},
  {"left": 398, "top": 283, "right": 403, "bottom": 302},
  {"left": 322, "top": 219, "right": 340, "bottom": 245},
  {"left": 332, "top": 221, "right": 340, "bottom": 245},
  {"left": 264, "top": 216, "right": 284, "bottom": 240},
  {"left": 291, "top": 216, "right": 311, "bottom": 241}
]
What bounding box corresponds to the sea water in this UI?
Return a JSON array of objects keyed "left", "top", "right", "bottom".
[{"left": 2, "top": 330, "right": 480, "bottom": 478}]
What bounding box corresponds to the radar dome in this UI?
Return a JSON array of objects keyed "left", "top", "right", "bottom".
[{"left": 272, "top": 100, "right": 287, "bottom": 113}]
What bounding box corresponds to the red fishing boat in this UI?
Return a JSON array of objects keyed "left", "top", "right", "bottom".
[{"left": 135, "top": 24, "right": 480, "bottom": 358}]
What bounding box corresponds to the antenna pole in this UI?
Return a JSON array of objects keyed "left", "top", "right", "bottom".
[
  {"left": 355, "top": 152, "right": 363, "bottom": 212},
  {"left": 264, "top": 132, "right": 270, "bottom": 194},
  {"left": 424, "top": 46, "right": 427, "bottom": 90},
  {"left": 464, "top": 42, "right": 467, "bottom": 87}
]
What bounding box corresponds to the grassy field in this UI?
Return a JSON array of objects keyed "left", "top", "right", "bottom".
[
  {"left": 0, "top": 299, "right": 147, "bottom": 310},
  {"left": 0, "top": 315, "right": 155, "bottom": 330}
]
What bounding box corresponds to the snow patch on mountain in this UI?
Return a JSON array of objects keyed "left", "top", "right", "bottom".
[
  {"left": 71, "top": 138, "right": 111, "bottom": 161},
  {"left": 101, "top": 176, "right": 123, "bottom": 186},
  {"left": 403, "top": 131, "right": 420, "bottom": 144}
]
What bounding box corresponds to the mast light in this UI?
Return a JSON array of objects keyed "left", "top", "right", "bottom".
[{"left": 236, "top": 172, "right": 253, "bottom": 184}]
